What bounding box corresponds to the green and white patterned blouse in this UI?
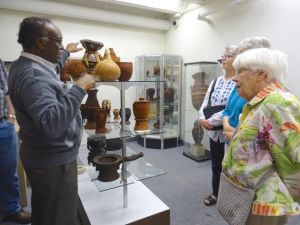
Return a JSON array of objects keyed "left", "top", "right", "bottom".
[{"left": 222, "top": 82, "right": 300, "bottom": 216}]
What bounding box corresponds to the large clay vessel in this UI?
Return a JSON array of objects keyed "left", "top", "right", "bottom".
[
  {"left": 133, "top": 98, "right": 150, "bottom": 131},
  {"left": 191, "top": 72, "right": 208, "bottom": 111},
  {"left": 116, "top": 62, "right": 133, "bottom": 81},
  {"left": 80, "top": 39, "right": 103, "bottom": 75},
  {"left": 95, "top": 48, "right": 121, "bottom": 81}
]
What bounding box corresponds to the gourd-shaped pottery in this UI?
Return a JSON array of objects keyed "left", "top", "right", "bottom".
[
  {"left": 95, "top": 48, "right": 121, "bottom": 81},
  {"left": 95, "top": 108, "right": 107, "bottom": 133},
  {"left": 191, "top": 72, "right": 208, "bottom": 111},
  {"left": 116, "top": 62, "right": 133, "bottom": 81},
  {"left": 109, "top": 48, "right": 120, "bottom": 63},
  {"left": 80, "top": 39, "right": 103, "bottom": 75},
  {"left": 146, "top": 88, "right": 155, "bottom": 100},
  {"left": 101, "top": 99, "right": 111, "bottom": 117},
  {"left": 133, "top": 98, "right": 150, "bottom": 131}
]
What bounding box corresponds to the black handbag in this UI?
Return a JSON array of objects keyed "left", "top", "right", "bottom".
[{"left": 202, "top": 78, "right": 226, "bottom": 130}]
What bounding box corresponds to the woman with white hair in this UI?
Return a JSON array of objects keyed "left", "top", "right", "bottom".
[
  {"left": 221, "top": 48, "right": 300, "bottom": 225},
  {"left": 223, "top": 36, "right": 271, "bottom": 142},
  {"left": 198, "top": 45, "right": 238, "bottom": 206}
]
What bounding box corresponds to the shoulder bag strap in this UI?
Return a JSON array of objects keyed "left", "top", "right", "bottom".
[{"left": 207, "top": 78, "right": 218, "bottom": 106}]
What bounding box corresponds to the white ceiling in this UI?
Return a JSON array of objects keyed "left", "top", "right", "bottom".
[{"left": 0, "top": 0, "right": 215, "bottom": 30}]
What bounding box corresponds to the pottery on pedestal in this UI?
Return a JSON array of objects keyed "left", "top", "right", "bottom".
[
  {"left": 116, "top": 62, "right": 133, "bottom": 81},
  {"left": 81, "top": 89, "right": 101, "bottom": 129},
  {"left": 133, "top": 98, "right": 150, "bottom": 131},
  {"left": 95, "top": 108, "right": 107, "bottom": 133},
  {"left": 95, "top": 48, "right": 121, "bottom": 81},
  {"left": 80, "top": 39, "right": 103, "bottom": 75},
  {"left": 191, "top": 72, "right": 208, "bottom": 111}
]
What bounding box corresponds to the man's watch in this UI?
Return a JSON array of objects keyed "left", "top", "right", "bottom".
[{"left": 8, "top": 114, "right": 16, "bottom": 120}]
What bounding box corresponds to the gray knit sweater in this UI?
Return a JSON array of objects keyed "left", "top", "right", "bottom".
[{"left": 8, "top": 54, "right": 86, "bottom": 168}]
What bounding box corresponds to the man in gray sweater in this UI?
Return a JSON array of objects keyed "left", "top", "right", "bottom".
[{"left": 8, "top": 16, "right": 95, "bottom": 225}]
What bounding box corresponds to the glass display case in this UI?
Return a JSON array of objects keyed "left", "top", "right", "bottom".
[
  {"left": 181, "top": 61, "right": 221, "bottom": 162},
  {"left": 135, "top": 54, "right": 182, "bottom": 149}
]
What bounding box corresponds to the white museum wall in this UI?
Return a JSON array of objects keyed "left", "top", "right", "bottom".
[
  {"left": 166, "top": 0, "right": 300, "bottom": 141},
  {"left": 167, "top": 0, "right": 300, "bottom": 94},
  {"left": 0, "top": 9, "right": 166, "bottom": 109}
]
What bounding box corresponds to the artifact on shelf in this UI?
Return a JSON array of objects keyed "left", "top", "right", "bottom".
[
  {"left": 108, "top": 48, "right": 120, "bottom": 63},
  {"left": 87, "top": 135, "right": 106, "bottom": 165},
  {"left": 81, "top": 89, "right": 101, "bottom": 129},
  {"left": 80, "top": 39, "right": 103, "bottom": 75},
  {"left": 146, "top": 88, "right": 155, "bottom": 100},
  {"left": 191, "top": 71, "right": 208, "bottom": 111},
  {"left": 105, "top": 138, "right": 122, "bottom": 151},
  {"left": 113, "top": 109, "right": 120, "bottom": 120},
  {"left": 164, "top": 84, "right": 175, "bottom": 104},
  {"left": 116, "top": 62, "right": 133, "bottom": 81},
  {"left": 95, "top": 48, "right": 121, "bottom": 81},
  {"left": 93, "top": 152, "right": 144, "bottom": 182},
  {"left": 60, "top": 58, "right": 87, "bottom": 81},
  {"left": 95, "top": 108, "right": 107, "bottom": 133},
  {"left": 101, "top": 99, "right": 111, "bottom": 117},
  {"left": 133, "top": 98, "right": 150, "bottom": 131},
  {"left": 153, "top": 120, "right": 165, "bottom": 129},
  {"left": 119, "top": 107, "right": 131, "bottom": 124}
]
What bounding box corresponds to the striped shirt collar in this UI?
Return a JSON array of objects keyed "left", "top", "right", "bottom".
[{"left": 21, "top": 52, "right": 57, "bottom": 75}]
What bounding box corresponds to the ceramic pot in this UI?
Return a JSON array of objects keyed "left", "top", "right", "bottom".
[
  {"left": 95, "top": 48, "right": 121, "bottom": 81},
  {"left": 93, "top": 152, "right": 144, "bottom": 182},
  {"left": 95, "top": 108, "right": 107, "bottom": 133},
  {"left": 191, "top": 72, "right": 208, "bottom": 111},
  {"left": 113, "top": 109, "right": 120, "bottom": 120},
  {"left": 61, "top": 58, "right": 86, "bottom": 81},
  {"left": 101, "top": 99, "right": 111, "bottom": 117},
  {"left": 133, "top": 98, "right": 150, "bottom": 131},
  {"left": 192, "top": 120, "right": 204, "bottom": 144},
  {"left": 119, "top": 108, "right": 131, "bottom": 124},
  {"left": 80, "top": 39, "right": 103, "bottom": 74},
  {"left": 164, "top": 86, "right": 175, "bottom": 104},
  {"left": 116, "top": 62, "right": 133, "bottom": 81},
  {"left": 153, "top": 65, "right": 160, "bottom": 76},
  {"left": 146, "top": 88, "right": 155, "bottom": 100}
]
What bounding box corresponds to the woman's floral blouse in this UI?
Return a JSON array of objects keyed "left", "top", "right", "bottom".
[{"left": 222, "top": 83, "right": 300, "bottom": 216}]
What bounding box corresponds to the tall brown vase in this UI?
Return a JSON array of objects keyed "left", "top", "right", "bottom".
[
  {"left": 81, "top": 89, "right": 101, "bottom": 129},
  {"left": 95, "top": 48, "right": 121, "bottom": 81},
  {"left": 191, "top": 72, "right": 208, "bottom": 111},
  {"left": 133, "top": 98, "right": 150, "bottom": 131}
]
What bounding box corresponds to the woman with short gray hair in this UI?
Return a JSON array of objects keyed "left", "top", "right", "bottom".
[{"left": 221, "top": 48, "right": 300, "bottom": 225}]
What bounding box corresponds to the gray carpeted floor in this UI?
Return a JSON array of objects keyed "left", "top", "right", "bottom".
[{"left": 1, "top": 141, "right": 299, "bottom": 225}]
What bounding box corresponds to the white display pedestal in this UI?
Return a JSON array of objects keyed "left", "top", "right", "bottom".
[{"left": 78, "top": 172, "right": 170, "bottom": 225}]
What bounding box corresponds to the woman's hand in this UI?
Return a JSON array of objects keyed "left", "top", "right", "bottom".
[{"left": 199, "top": 119, "right": 213, "bottom": 130}]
